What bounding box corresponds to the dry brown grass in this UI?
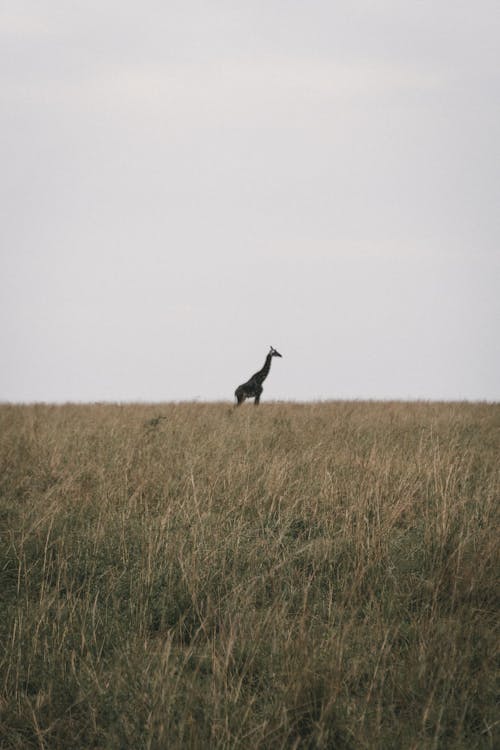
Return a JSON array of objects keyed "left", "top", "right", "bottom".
[{"left": 1, "top": 401, "right": 499, "bottom": 748}]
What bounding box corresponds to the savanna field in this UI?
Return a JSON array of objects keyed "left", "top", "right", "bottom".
[{"left": 0, "top": 401, "right": 498, "bottom": 749}]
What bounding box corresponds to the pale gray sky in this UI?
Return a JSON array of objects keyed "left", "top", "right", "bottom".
[{"left": 1, "top": 1, "right": 499, "bottom": 402}]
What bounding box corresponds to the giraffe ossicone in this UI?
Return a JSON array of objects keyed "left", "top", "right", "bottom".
[{"left": 234, "top": 346, "right": 283, "bottom": 405}]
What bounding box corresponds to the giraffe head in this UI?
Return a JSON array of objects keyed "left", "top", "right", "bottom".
[{"left": 270, "top": 346, "right": 282, "bottom": 358}]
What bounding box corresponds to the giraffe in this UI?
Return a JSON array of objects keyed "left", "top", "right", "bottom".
[{"left": 235, "top": 346, "right": 283, "bottom": 405}]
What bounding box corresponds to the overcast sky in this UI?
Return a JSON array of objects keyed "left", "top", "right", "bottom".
[{"left": 1, "top": 1, "right": 499, "bottom": 402}]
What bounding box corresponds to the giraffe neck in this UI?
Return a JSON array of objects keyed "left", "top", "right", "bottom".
[{"left": 254, "top": 353, "right": 273, "bottom": 385}]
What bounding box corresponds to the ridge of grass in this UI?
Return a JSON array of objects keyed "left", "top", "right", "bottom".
[{"left": 1, "top": 401, "right": 498, "bottom": 748}]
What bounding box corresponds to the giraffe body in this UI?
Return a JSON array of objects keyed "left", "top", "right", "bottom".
[{"left": 235, "top": 347, "right": 282, "bottom": 405}]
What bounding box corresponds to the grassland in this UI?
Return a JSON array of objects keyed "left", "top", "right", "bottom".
[{"left": 0, "top": 401, "right": 498, "bottom": 749}]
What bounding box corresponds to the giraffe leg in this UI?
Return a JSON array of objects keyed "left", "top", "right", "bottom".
[{"left": 254, "top": 386, "right": 263, "bottom": 405}]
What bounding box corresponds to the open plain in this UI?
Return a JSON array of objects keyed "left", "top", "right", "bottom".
[{"left": 0, "top": 401, "right": 498, "bottom": 748}]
